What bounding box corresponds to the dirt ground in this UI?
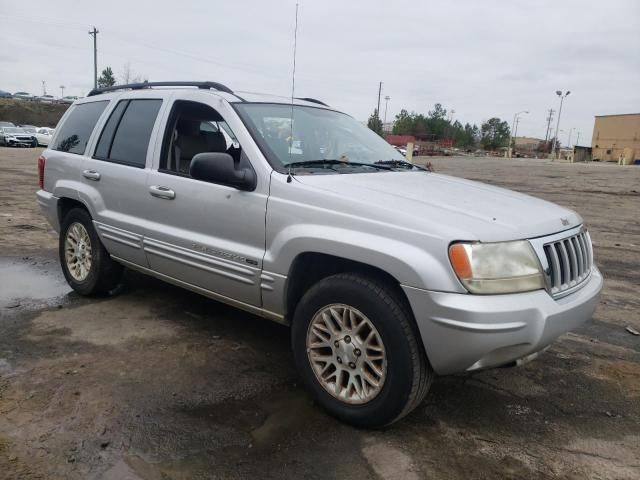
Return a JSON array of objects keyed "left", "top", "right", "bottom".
[{"left": 0, "top": 147, "right": 639, "bottom": 480}]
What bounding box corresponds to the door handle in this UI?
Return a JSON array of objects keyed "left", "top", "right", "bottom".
[
  {"left": 82, "top": 169, "right": 101, "bottom": 181},
  {"left": 149, "top": 185, "right": 176, "bottom": 200}
]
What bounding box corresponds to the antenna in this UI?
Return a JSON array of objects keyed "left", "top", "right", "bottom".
[{"left": 287, "top": 2, "right": 299, "bottom": 183}]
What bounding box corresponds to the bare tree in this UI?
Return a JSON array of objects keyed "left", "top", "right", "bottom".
[
  {"left": 121, "top": 62, "right": 133, "bottom": 84},
  {"left": 121, "top": 62, "right": 148, "bottom": 84}
]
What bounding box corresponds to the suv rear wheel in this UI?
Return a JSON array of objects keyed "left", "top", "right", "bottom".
[
  {"left": 291, "top": 273, "right": 433, "bottom": 427},
  {"left": 59, "top": 207, "right": 123, "bottom": 295}
]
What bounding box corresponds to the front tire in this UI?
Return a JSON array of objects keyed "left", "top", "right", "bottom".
[
  {"left": 291, "top": 273, "right": 433, "bottom": 428},
  {"left": 59, "top": 208, "right": 123, "bottom": 295}
]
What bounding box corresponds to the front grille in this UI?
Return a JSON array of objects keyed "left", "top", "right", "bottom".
[{"left": 543, "top": 230, "right": 592, "bottom": 296}]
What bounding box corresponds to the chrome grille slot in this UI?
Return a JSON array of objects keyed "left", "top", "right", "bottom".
[{"left": 542, "top": 230, "right": 593, "bottom": 296}]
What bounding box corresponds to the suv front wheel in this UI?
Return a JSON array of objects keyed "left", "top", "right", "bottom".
[
  {"left": 59, "top": 207, "right": 123, "bottom": 295},
  {"left": 291, "top": 273, "right": 433, "bottom": 427}
]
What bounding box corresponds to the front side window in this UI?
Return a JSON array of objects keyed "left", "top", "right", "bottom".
[
  {"left": 160, "top": 100, "right": 245, "bottom": 177},
  {"left": 234, "top": 104, "right": 408, "bottom": 172},
  {"left": 53, "top": 101, "right": 108, "bottom": 155},
  {"left": 94, "top": 99, "right": 162, "bottom": 167}
]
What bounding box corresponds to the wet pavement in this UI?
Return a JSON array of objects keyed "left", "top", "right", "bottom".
[
  {"left": 0, "top": 148, "right": 639, "bottom": 479},
  {"left": 0, "top": 257, "right": 71, "bottom": 309}
]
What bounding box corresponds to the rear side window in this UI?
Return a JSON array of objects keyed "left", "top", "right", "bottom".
[
  {"left": 94, "top": 99, "right": 162, "bottom": 167},
  {"left": 53, "top": 101, "right": 108, "bottom": 155}
]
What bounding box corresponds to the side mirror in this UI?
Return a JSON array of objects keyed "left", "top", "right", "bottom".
[{"left": 190, "top": 152, "right": 256, "bottom": 191}]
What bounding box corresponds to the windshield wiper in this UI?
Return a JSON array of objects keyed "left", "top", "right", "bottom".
[
  {"left": 374, "top": 160, "right": 423, "bottom": 170},
  {"left": 283, "top": 159, "right": 392, "bottom": 171}
]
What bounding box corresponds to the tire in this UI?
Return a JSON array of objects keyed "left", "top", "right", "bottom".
[
  {"left": 59, "top": 207, "right": 123, "bottom": 295},
  {"left": 291, "top": 273, "right": 433, "bottom": 428}
]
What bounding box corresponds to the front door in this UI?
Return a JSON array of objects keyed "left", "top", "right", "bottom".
[{"left": 143, "top": 99, "right": 268, "bottom": 307}]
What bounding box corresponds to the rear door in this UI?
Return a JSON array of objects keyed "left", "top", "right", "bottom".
[{"left": 78, "top": 94, "right": 165, "bottom": 267}]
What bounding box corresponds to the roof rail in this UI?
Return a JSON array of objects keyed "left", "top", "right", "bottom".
[
  {"left": 295, "top": 97, "right": 329, "bottom": 107},
  {"left": 87, "top": 81, "right": 234, "bottom": 97}
]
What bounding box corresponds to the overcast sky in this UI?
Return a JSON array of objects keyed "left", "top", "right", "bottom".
[{"left": 1, "top": 0, "right": 639, "bottom": 145}]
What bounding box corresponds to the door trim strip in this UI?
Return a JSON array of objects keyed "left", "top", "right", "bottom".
[{"left": 111, "top": 255, "right": 287, "bottom": 325}]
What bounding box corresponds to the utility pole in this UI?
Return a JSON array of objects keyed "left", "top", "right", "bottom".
[
  {"left": 575, "top": 131, "right": 581, "bottom": 148},
  {"left": 551, "top": 90, "right": 570, "bottom": 160},
  {"left": 60, "top": 85, "right": 65, "bottom": 98},
  {"left": 89, "top": 26, "right": 99, "bottom": 89},
  {"left": 376, "top": 82, "right": 382, "bottom": 120},
  {"left": 42, "top": 81, "right": 46, "bottom": 95},
  {"left": 514, "top": 116, "right": 521, "bottom": 139},
  {"left": 544, "top": 108, "right": 555, "bottom": 143},
  {"left": 508, "top": 110, "right": 528, "bottom": 158}
]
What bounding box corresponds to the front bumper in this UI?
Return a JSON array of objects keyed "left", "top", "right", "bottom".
[
  {"left": 402, "top": 267, "right": 603, "bottom": 375},
  {"left": 6, "top": 137, "right": 35, "bottom": 147}
]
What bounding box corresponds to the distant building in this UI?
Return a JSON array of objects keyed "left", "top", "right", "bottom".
[
  {"left": 385, "top": 134, "right": 416, "bottom": 146},
  {"left": 591, "top": 113, "right": 640, "bottom": 164}
]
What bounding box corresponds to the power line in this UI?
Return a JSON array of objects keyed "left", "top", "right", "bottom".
[{"left": 2, "top": 14, "right": 289, "bottom": 80}]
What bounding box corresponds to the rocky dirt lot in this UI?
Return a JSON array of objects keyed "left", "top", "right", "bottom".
[{"left": 0, "top": 147, "right": 639, "bottom": 479}]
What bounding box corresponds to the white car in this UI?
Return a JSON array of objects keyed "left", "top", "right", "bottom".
[
  {"left": 36, "top": 127, "right": 55, "bottom": 146},
  {"left": 36, "top": 95, "right": 56, "bottom": 103}
]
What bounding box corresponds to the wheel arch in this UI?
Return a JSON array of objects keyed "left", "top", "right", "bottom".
[
  {"left": 285, "top": 251, "right": 412, "bottom": 322},
  {"left": 57, "top": 196, "right": 91, "bottom": 226}
]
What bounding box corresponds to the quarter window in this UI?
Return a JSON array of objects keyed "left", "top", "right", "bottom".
[
  {"left": 53, "top": 101, "right": 108, "bottom": 155},
  {"left": 94, "top": 99, "right": 162, "bottom": 167}
]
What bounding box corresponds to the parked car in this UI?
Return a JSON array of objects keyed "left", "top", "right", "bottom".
[
  {"left": 36, "top": 81, "right": 603, "bottom": 427},
  {"left": 35, "top": 127, "right": 55, "bottom": 146},
  {"left": 19, "top": 125, "right": 38, "bottom": 133},
  {"left": 59, "top": 96, "right": 79, "bottom": 104},
  {"left": 0, "top": 121, "right": 15, "bottom": 128},
  {"left": 13, "top": 91, "right": 34, "bottom": 101},
  {"left": 0, "top": 90, "right": 12, "bottom": 98},
  {"left": 395, "top": 145, "right": 418, "bottom": 157},
  {"left": 0, "top": 126, "right": 36, "bottom": 147},
  {"left": 36, "top": 95, "right": 56, "bottom": 103}
]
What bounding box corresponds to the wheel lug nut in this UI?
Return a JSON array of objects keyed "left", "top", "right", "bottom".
[
  {"left": 337, "top": 357, "right": 342, "bottom": 363},
  {"left": 354, "top": 349, "right": 361, "bottom": 356},
  {"left": 348, "top": 362, "right": 356, "bottom": 369},
  {"left": 345, "top": 336, "right": 351, "bottom": 343},
  {"left": 334, "top": 341, "right": 339, "bottom": 348}
]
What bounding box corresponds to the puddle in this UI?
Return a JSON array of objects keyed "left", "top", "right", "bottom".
[{"left": 0, "top": 258, "right": 71, "bottom": 309}]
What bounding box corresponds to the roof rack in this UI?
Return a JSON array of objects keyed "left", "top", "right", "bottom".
[
  {"left": 295, "top": 97, "right": 329, "bottom": 107},
  {"left": 87, "top": 81, "right": 234, "bottom": 97}
]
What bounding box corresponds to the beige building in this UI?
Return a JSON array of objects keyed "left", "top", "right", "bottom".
[{"left": 592, "top": 113, "right": 640, "bottom": 164}]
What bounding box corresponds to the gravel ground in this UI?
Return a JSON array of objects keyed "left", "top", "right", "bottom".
[{"left": 0, "top": 147, "right": 639, "bottom": 479}]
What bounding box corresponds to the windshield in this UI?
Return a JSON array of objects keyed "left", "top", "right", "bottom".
[
  {"left": 4, "top": 128, "right": 24, "bottom": 134},
  {"left": 235, "top": 104, "right": 406, "bottom": 170}
]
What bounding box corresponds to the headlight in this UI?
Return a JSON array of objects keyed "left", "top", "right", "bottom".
[{"left": 449, "top": 240, "right": 544, "bottom": 294}]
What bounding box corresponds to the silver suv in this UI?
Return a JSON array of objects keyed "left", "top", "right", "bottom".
[{"left": 36, "top": 81, "right": 603, "bottom": 427}]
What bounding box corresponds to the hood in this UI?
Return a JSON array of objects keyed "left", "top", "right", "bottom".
[{"left": 294, "top": 171, "right": 582, "bottom": 242}]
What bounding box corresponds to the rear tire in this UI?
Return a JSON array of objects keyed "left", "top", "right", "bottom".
[
  {"left": 291, "top": 273, "right": 433, "bottom": 428},
  {"left": 59, "top": 208, "right": 123, "bottom": 295}
]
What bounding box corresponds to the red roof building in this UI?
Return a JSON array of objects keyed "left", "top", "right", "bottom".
[{"left": 385, "top": 134, "right": 416, "bottom": 146}]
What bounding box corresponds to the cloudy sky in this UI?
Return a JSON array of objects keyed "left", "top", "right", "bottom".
[{"left": 1, "top": 0, "right": 639, "bottom": 145}]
